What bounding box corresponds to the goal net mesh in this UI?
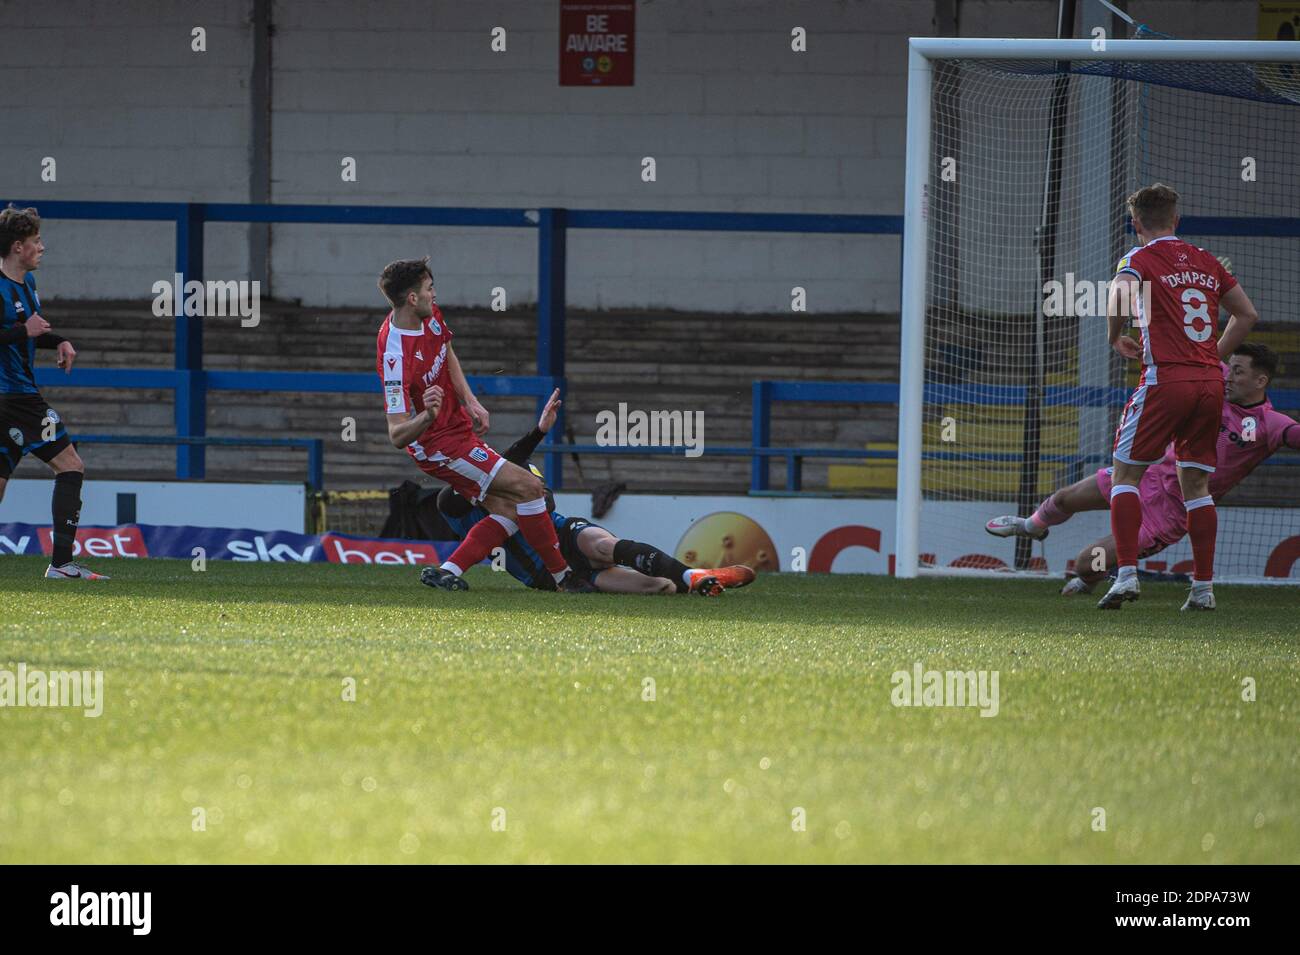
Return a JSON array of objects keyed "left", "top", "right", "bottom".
[{"left": 919, "top": 55, "right": 1300, "bottom": 582}]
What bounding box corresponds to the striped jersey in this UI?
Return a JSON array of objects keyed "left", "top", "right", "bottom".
[
  {"left": 375, "top": 305, "right": 472, "bottom": 459},
  {"left": 0, "top": 271, "right": 43, "bottom": 394}
]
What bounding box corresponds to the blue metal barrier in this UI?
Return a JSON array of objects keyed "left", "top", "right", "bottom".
[
  {"left": 749, "top": 379, "right": 1300, "bottom": 491},
  {"left": 72, "top": 434, "right": 325, "bottom": 491},
  {"left": 38, "top": 367, "right": 557, "bottom": 489},
  {"left": 12, "top": 198, "right": 899, "bottom": 490}
]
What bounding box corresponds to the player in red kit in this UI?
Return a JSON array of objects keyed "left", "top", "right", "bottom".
[
  {"left": 375, "top": 258, "right": 595, "bottom": 593},
  {"left": 1097, "top": 184, "right": 1258, "bottom": 610}
]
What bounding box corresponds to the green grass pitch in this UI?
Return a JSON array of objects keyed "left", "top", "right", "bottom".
[{"left": 1, "top": 556, "right": 1296, "bottom": 864}]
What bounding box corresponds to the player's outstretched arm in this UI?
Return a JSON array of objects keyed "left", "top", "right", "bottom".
[
  {"left": 1217, "top": 285, "right": 1259, "bottom": 359},
  {"left": 496, "top": 388, "right": 562, "bottom": 466},
  {"left": 1280, "top": 419, "right": 1300, "bottom": 452},
  {"left": 537, "top": 387, "right": 561, "bottom": 432}
]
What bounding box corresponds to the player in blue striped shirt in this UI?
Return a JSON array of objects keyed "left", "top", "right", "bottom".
[{"left": 0, "top": 205, "right": 107, "bottom": 580}]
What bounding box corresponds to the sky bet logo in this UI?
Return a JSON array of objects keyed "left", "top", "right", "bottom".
[{"left": 50, "top": 885, "right": 151, "bottom": 935}]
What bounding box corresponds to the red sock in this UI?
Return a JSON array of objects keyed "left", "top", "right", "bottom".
[
  {"left": 1109, "top": 485, "right": 1142, "bottom": 569},
  {"left": 444, "top": 515, "right": 511, "bottom": 574},
  {"left": 1185, "top": 496, "right": 1217, "bottom": 582},
  {"left": 515, "top": 498, "right": 569, "bottom": 577}
]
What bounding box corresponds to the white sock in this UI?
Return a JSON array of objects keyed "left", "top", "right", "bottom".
[
  {"left": 1023, "top": 515, "right": 1044, "bottom": 534},
  {"left": 553, "top": 567, "right": 569, "bottom": 584},
  {"left": 441, "top": 561, "right": 464, "bottom": 576},
  {"left": 1192, "top": 579, "right": 1213, "bottom": 595},
  {"left": 1116, "top": 565, "right": 1137, "bottom": 584},
  {"left": 681, "top": 569, "right": 695, "bottom": 587},
  {"left": 489, "top": 514, "right": 518, "bottom": 535}
]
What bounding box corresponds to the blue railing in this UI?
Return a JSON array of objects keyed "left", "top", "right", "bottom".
[
  {"left": 72, "top": 434, "right": 325, "bottom": 491},
  {"left": 748, "top": 379, "right": 1300, "bottom": 490},
  {"left": 13, "top": 199, "right": 899, "bottom": 489}
]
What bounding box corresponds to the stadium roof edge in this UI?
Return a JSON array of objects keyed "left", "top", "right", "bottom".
[{"left": 908, "top": 38, "right": 1300, "bottom": 62}]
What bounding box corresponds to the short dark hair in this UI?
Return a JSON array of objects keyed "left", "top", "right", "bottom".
[
  {"left": 1233, "top": 341, "right": 1278, "bottom": 382},
  {"left": 1126, "top": 183, "right": 1179, "bottom": 231},
  {"left": 0, "top": 204, "right": 40, "bottom": 258},
  {"left": 377, "top": 257, "right": 432, "bottom": 308}
]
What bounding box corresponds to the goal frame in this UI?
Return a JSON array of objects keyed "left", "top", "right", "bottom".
[{"left": 895, "top": 38, "right": 1300, "bottom": 579}]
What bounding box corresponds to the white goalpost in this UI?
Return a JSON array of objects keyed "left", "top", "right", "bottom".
[{"left": 896, "top": 38, "right": 1300, "bottom": 583}]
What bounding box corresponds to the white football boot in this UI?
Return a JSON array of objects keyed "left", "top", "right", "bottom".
[
  {"left": 1180, "top": 588, "right": 1215, "bottom": 611},
  {"left": 984, "top": 515, "right": 1048, "bottom": 541},
  {"left": 1096, "top": 575, "right": 1139, "bottom": 610},
  {"left": 45, "top": 561, "right": 110, "bottom": 581}
]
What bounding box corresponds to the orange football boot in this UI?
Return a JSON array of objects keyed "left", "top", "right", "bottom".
[{"left": 685, "top": 565, "right": 755, "bottom": 596}]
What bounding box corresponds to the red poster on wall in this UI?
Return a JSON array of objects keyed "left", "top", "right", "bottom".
[{"left": 560, "top": 1, "right": 635, "bottom": 86}]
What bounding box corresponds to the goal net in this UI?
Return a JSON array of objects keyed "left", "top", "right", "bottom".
[{"left": 897, "top": 39, "right": 1300, "bottom": 583}]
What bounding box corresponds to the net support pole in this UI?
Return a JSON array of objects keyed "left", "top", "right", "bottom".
[
  {"left": 895, "top": 42, "right": 933, "bottom": 578},
  {"left": 1075, "top": 0, "right": 1123, "bottom": 484},
  {"left": 1016, "top": 0, "right": 1077, "bottom": 569}
]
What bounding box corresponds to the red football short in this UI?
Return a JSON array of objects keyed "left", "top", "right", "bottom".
[
  {"left": 1112, "top": 377, "right": 1222, "bottom": 471},
  {"left": 411, "top": 430, "right": 505, "bottom": 503}
]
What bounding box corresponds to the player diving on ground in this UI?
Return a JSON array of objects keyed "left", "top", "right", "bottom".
[{"left": 426, "top": 386, "right": 756, "bottom": 596}]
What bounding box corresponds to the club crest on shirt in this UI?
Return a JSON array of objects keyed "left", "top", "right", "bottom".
[
  {"left": 429, "top": 316, "right": 442, "bottom": 335},
  {"left": 469, "top": 447, "right": 489, "bottom": 463},
  {"left": 45, "top": 408, "right": 60, "bottom": 423}
]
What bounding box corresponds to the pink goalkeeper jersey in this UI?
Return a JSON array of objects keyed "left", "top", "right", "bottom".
[{"left": 1147, "top": 395, "right": 1298, "bottom": 501}]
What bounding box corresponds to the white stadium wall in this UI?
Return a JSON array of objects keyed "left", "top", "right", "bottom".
[
  {"left": 2, "top": 0, "right": 1276, "bottom": 313},
  {"left": 1, "top": 480, "right": 306, "bottom": 533}
]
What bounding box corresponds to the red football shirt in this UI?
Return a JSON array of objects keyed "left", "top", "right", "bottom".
[
  {"left": 1115, "top": 235, "right": 1237, "bottom": 385},
  {"left": 375, "top": 305, "right": 472, "bottom": 453}
]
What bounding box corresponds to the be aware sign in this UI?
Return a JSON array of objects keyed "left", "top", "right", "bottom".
[{"left": 560, "top": 1, "right": 635, "bottom": 86}]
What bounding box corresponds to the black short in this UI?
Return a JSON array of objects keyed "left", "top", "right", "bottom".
[
  {"left": 0, "top": 392, "right": 72, "bottom": 479},
  {"left": 556, "top": 516, "right": 607, "bottom": 581}
]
